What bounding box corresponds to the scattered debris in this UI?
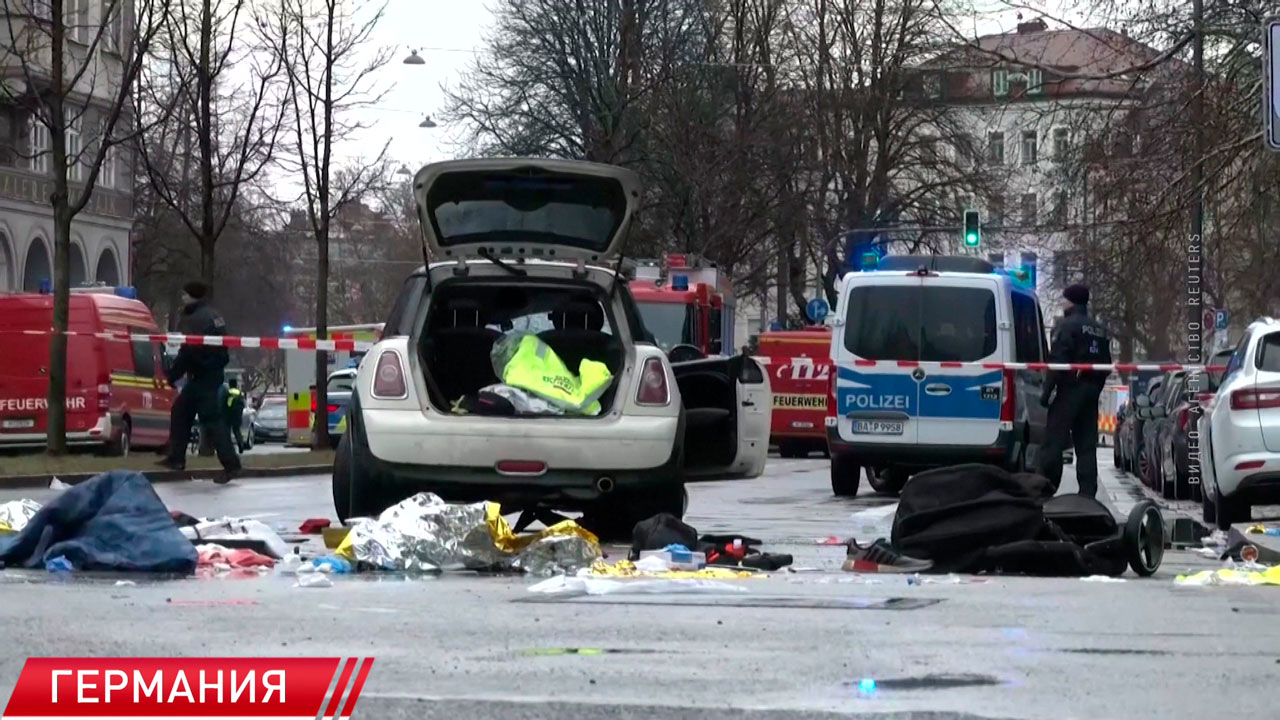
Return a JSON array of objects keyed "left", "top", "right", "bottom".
[
  {"left": 586, "top": 559, "right": 757, "bottom": 579},
  {"left": 114, "top": 580, "right": 137, "bottom": 587},
  {"left": 296, "top": 572, "right": 332, "bottom": 588},
  {"left": 1175, "top": 566, "right": 1280, "bottom": 586},
  {"left": 179, "top": 517, "right": 291, "bottom": 559},
  {"left": 0, "top": 499, "right": 41, "bottom": 534},
  {"left": 528, "top": 575, "right": 749, "bottom": 596},
  {"left": 299, "top": 518, "right": 331, "bottom": 534},
  {"left": 1080, "top": 575, "right": 1127, "bottom": 583}
]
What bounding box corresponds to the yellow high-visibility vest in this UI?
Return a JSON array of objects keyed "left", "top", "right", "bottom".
[{"left": 500, "top": 335, "right": 613, "bottom": 415}]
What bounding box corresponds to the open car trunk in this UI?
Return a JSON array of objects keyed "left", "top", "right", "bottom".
[{"left": 417, "top": 279, "right": 627, "bottom": 417}]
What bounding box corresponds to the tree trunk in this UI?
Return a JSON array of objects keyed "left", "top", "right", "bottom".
[
  {"left": 312, "top": 226, "right": 330, "bottom": 450},
  {"left": 46, "top": 204, "right": 73, "bottom": 456},
  {"left": 774, "top": 242, "right": 788, "bottom": 326},
  {"left": 198, "top": 0, "right": 216, "bottom": 285}
]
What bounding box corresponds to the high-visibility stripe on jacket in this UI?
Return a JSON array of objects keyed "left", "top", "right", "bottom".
[{"left": 500, "top": 334, "right": 613, "bottom": 416}]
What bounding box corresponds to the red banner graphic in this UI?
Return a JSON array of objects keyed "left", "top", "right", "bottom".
[{"left": 3, "top": 658, "right": 373, "bottom": 719}]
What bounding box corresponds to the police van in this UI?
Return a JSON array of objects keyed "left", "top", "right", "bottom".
[{"left": 825, "top": 255, "right": 1052, "bottom": 497}]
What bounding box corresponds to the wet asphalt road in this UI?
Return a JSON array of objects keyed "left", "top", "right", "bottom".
[{"left": 0, "top": 458, "right": 1272, "bottom": 719}]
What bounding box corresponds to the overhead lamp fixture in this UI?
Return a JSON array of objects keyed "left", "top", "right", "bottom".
[
  {"left": 403, "top": 49, "right": 425, "bottom": 65},
  {"left": 419, "top": 116, "right": 438, "bottom": 128}
]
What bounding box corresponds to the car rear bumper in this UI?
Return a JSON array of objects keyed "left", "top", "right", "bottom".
[
  {"left": 351, "top": 405, "right": 685, "bottom": 509},
  {"left": 0, "top": 414, "right": 116, "bottom": 449},
  {"left": 1215, "top": 451, "right": 1280, "bottom": 501},
  {"left": 826, "top": 423, "right": 1018, "bottom": 468}
]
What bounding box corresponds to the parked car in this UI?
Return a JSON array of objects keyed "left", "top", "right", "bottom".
[
  {"left": 1130, "top": 376, "right": 1167, "bottom": 481},
  {"left": 1200, "top": 318, "right": 1280, "bottom": 529},
  {"left": 1156, "top": 349, "right": 1234, "bottom": 501},
  {"left": 0, "top": 288, "right": 173, "bottom": 455},
  {"left": 253, "top": 397, "right": 288, "bottom": 443},
  {"left": 1140, "top": 370, "right": 1187, "bottom": 494},
  {"left": 322, "top": 369, "right": 357, "bottom": 446},
  {"left": 333, "top": 158, "right": 771, "bottom": 537}
]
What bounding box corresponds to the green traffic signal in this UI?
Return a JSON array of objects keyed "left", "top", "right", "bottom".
[{"left": 962, "top": 209, "right": 981, "bottom": 247}]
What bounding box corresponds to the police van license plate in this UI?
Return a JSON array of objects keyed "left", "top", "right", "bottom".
[
  {"left": 852, "top": 420, "right": 904, "bottom": 435},
  {"left": 1, "top": 418, "right": 35, "bottom": 430}
]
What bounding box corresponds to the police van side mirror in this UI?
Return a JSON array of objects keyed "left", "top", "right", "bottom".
[{"left": 1136, "top": 395, "right": 1151, "bottom": 408}]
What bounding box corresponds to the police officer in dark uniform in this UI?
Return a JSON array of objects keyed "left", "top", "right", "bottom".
[
  {"left": 158, "top": 281, "right": 241, "bottom": 483},
  {"left": 1037, "top": 284, "right": 1112, "bottom": 497}
]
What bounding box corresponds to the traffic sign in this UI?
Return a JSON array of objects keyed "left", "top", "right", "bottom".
[
  {"left": 807, "top": 298, "right": 830, "bottom": 323},
  {"left": 1266, "top": 18, "right": 1280, "bottom": 151},
  {"left": 1215, "top": 309, "right": 1229, "bottom": 330}
]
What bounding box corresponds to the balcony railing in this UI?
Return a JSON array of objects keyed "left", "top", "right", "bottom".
[{"left": 0, "top": 164, "right": 133, "bottom": 220}]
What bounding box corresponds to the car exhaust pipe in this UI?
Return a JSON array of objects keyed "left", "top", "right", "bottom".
[{"left": 595, "top": 476, "right": 615, "bottom": 494}]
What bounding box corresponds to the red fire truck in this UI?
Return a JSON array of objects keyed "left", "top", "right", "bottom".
[
  {"left": 630, "top": 254, "right": 734, "bottom": 357},
  {"left": 756, "top": 325, "right": 832, "bottom": 458}
]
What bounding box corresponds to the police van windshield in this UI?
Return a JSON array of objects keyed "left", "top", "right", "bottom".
[
  {"left": 843, "top": 286, "right": 997, "bottom": 362},
  {"left": 636, "top": 302, "right": 695, "bottom": 351}
]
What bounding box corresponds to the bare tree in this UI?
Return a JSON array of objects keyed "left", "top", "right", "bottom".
[
  {"left": 259, "top": 0, "right": 390, "bottom": 449},
  {"left": 2, "top": 0, "right": 167, "bottom": 453},
  {"left": 134, "top": 0, "right": 286, "bottom": 283}
]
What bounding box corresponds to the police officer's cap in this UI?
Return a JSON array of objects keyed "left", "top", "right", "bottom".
[
  {"left": 183, "top": 280, "right": 209, "bottom": 299},
  {"left": 1063, "top": 284, "right": 1089, "bottom": 305}
]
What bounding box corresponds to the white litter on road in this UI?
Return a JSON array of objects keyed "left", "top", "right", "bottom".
[
  {"left": 528, "top": 575, "right": 748, "bottom": 596},
  {"left": 295, "top": 573, "right": 332, "bottom": 588},
  {"left": 1080, "top": 575, "right": 1127, "bottom": 583},
  {"left": 49, "top": 478, "right": 70, "bottom": 490}
]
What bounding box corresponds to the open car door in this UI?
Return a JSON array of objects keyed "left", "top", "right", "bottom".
[{"left": 672, "top": 354, "right": 770, "bottom": 480}]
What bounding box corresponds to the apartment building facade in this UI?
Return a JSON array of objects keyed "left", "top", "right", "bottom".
[{"left": 0, "top": 0, "right": 133, "bottom": 292}]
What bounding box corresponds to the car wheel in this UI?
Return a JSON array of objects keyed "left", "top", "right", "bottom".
[
  {"left": 1124, "top": 501, "right": 1164, "bottom": 577},
  {"left": 1215, "top": 490, "right": 1247, "bottom": 531},
  {"left": 1202, "top": 485, "right": 1216, "bottom": 523},
  {"left": 831, "top": 453, "right": 861, "bottom": 497},
  {"left": 1161, "top": 456, "right": 1176, "bottom": 500},
  {"left": 778, "top": 441, "right": 800, "bottom": 459},
  {"left": 333, "top": 433, "right": 354, "bottom": 523},
  {"left": 866, "top": 466, "right": 906, "bottom": 496},
  {"left": 1191, "top": 480, "right": 1203, "bottom": 503},
  {"left": 108, "top": 419, "right": 131, "bottom": 457},
  {"left": 1113, "top": 441, "right": 1121, "bottom": 469}
]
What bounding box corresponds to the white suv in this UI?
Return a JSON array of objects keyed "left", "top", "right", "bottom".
[
  {"left": 1200, "top": 317, "right": 1280, "bottom": 529},
  {"left": 332, "top": 158, "right": 770, "bottom": 537}
]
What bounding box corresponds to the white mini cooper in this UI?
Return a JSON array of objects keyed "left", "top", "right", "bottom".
[{"left": 332, "top": 158, "right": 770, "bottom": 537}]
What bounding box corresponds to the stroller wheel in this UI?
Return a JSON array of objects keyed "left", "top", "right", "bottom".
[{"left": 1124, "top": 501, "right": 1164, "bottom": 577}]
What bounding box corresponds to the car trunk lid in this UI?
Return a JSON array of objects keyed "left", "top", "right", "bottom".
[{"left": 413, "top": 158, "right": 640, "bottom": 264}]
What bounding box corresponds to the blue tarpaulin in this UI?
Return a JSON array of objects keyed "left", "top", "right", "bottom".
[{"left": 0, "top": 471, "right": 197, "bottom": 573}]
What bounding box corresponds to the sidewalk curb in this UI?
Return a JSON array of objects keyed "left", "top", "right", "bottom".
[{"left": 0, "top": 464, "right": 333, "bottom": 490}]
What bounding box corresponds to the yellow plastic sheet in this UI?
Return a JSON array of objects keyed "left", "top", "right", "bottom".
[
  {"left": 586, "top": 559, "right": 760, "bottom": 579},
  {"left": 1175, "top": 566, "right": 1280, "bottom": 586},
  {"left": 485, "top": 503, "right": 600, "bottom": 555}
]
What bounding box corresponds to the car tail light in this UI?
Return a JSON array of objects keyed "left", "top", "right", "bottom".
[
  {"left": 1197, "top": 392, "right": 1214, "bottom": 404},
  {"left": 1000, "top": 370, "right": 1015, "bottom": 423},
  {"left": 636, "top": 357, "right": 670, "bottom": 406},
  {"left": 1178, "top": 408, "right": 1191, "bottom": 431},
  {"left": 371, "top": 350, "right": 407, "bottom": 398},
  {"left": 1236, "top": 460, "right": 1265, "bottom": 471},
  {"left": 310, "top": 396, "right": 316, "bottom": 412},
  {"left": 326, "top": 404, "right": 339, "bottom": 414},
  {"left": 496, "top": 460, "right": 547, "bottom": 475},
  {"left": 97, "top": 383, "right": 110, "bottom": 411},
  {"left": 1230, "top": 388, "right": 1280, "bottom": 410}
]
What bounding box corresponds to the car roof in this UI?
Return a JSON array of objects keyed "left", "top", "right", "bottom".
[{"left": 426, "top": 258, "right": 621, "bottom": 276}]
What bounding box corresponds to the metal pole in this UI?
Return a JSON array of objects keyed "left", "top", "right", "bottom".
[{"left": 1190, "top": 0, "right": 1205, "bottom": 368}]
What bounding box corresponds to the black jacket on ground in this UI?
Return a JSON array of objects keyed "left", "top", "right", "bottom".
[
  {"left": 168, "top": 300, "right": 230, "bottom": 385},
  {"left": 1044, "top": 305, "right": 1112, "bottom": 400}
]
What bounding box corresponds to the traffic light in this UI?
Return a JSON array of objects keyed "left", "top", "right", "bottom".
[{"left": 963, "top": 210, "right": 981, "bottom": 247}]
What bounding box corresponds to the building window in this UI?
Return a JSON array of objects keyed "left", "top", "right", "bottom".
[
  {"left": 1026, "top": 68, "right": 1044, "bottom": 95},
  {"left": 1021, "top": 130, "right": 1037, "bottom": 165},
  {"left": 104, "top": 0, "right": 123, "bottom": 52},
  {"left": 100, "top": 145, "right": 117, "bottom": 189},
  {"left": 65, "top": 0, "right": 90, "bottom": 44},
  {"left": 1052, "top": 128, "right": 1069, "bottom": 160},
  {"left": 30, "top": 0, "right": 53, "bottom": 23},
  {"left": 987, "top": 131, "right": 1004, "bottom": 165},
  {"left": 923, "top": 73, "right": 942, "bottom": 98},
  {"left": 29, "top": 119, "right": 49, "bottom": 174},
  {"left": 989, "top": 194, "right": 1005, "bottom": 226},
  {"left": 992, "top": 69, "right": 1009, "bottom": 97},
  {"left": 1051, "top": 190, "right": 1068, "bottom": 225},
  {"left": 66, "top": 115, "right": 82, "bottom": 182},
  {"left": 1021, "top": 193, "right": 1037, "bottom": 226}
]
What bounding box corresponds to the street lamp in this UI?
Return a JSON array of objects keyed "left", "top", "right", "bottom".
[
  {"left": 403, "top": 49, "right": 425, "bottom": 65},
  {"left": 419, "top": 116, "right": 438, "bottom": 128}
]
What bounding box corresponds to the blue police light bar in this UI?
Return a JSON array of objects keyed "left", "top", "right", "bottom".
[
  {"left": 671, "top": 274, "right": 689, "bottom": 291},
  {"left": 283, "top": 325, "right": 294, "bottom": 333},
  {"left": 994, "top": 267, "right": 1036, "bottom": 290},
  {"left": 114, "top": 286, "right": 137, "bottom": 299},
  {"left": 861, "top": 252, "right": 880, "bottom": 270},
  {"left": 39, "top": 278, "right": 52, "bottom": 294}
]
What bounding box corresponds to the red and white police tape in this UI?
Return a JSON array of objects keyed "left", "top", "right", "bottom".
[
  {"left": 753, "top": 356, "right": 1227, "bottom": 374},
  {"left": 3, "top": 657, "right": 374, "bottom": 719},
  {"left": 0, "top": 330, "right": 375, "bottom": 352},
  {"left": 0, "top": 329, "right": 1227, "bottom": 372}
]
